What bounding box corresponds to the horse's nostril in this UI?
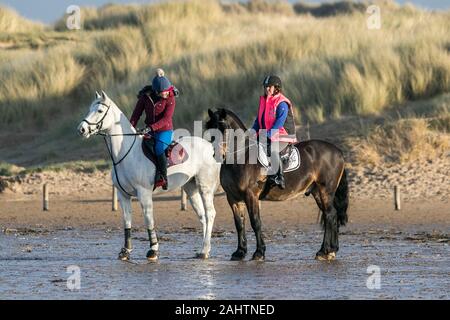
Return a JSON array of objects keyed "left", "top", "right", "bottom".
[{"left": 81, "top": 128, "right": 85, "bottom": 133}]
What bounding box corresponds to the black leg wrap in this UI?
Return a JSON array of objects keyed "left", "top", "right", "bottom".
[
  {"left": 124, "top": 228, "right": 132, "bottom": 249},
  {"left": 147, "top": 229, "right": 158, "bottom": 248}
]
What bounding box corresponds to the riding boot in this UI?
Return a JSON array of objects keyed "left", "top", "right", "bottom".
[
  {"left": 274, "top": 159, "right": 286, "bottom": 189},
  {"left": 267, "top": 148, "right": 285, "bottom": 189},
  {"left": 155, "top": 153, "right": 168, "bottom": 190}
]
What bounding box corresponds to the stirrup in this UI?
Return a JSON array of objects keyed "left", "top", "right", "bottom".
[
  {"left": 274, "top": 175, "right": 286, "bottom": 189},
  {"left": 267, "top": 175, "right": 276, "bottom": 185}
]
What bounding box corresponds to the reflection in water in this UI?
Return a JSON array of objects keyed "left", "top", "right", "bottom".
[{"left": 196, "top": 261, "right": 217, "bottom": 300}]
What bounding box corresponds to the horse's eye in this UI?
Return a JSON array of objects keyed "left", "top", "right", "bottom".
[{"left": 98, "top": 109, "right": 103, "bottom": 113}]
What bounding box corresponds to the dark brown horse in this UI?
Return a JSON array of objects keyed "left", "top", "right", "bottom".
[{"left": 206, "top": 108, "right": 349, "bottom": 261}]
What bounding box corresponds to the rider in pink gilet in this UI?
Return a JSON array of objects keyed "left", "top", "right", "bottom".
[{"left": 252, "top": 75, "right": 297, "bottom": 189}]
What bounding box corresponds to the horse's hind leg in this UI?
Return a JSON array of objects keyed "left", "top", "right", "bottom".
[
  {"left": 228, "top": 195, "right": 247, "bottom": 261},
  {"left": 312, "top": 185, "right": 339, "bottom": 261},
  {"left": 183, "top": 179, "right": 209, "bottom": 258},
  {"left": 117, "top": 190, "right": 133, "bottom": 261},
  {"left": 198, "top": 183, "right": 217, "bottom": 260},
  {"left": 137, "top": 188, "right": 159, "bottom": 261},
  {"left": 245, "top": 192, "right": 266, "bottom": 261}
]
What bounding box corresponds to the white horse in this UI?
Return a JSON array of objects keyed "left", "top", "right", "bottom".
[{"left": 77, "top": 91, "right": 220, "bottom": 261}]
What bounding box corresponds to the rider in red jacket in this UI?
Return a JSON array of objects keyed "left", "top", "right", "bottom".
[{"left": 130, "top": 69, "right": 177, "bottom": 190}]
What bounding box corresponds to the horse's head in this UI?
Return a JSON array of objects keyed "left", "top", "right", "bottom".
[
  {"left": 206, "top": 108, "right": 230, "bottom": 133},
  {"left": 206, "top": 108, "right": 250, "bottom": 158},
  {"left": 77, "top": 91, "right": 116, "bottom": 138}
]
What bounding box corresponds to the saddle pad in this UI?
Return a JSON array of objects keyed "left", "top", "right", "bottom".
[
  {"left": 142, "top": 139, "right": 189, "bottom": 167},
  {"left": 257, "top": 142, "right": 300, "bottom": 173}
]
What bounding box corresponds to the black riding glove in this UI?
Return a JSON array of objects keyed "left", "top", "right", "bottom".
[
  {"left": 173, "top": 86, "right": 180, "bottom": 97},
  {"left": 140, "top": 127, "right": 153, "bottom": 136}
]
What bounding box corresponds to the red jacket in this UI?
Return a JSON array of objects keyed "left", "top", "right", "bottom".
[{"left": 129, "top": 90, "right": 175, "bottom": 132}]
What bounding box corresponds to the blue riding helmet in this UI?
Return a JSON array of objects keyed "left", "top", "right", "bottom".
[{"left": 152, "top": 75, "right": 172, "bottom": 93}]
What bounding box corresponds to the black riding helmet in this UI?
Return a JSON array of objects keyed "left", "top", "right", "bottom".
[{"left": 262, "top": 75, "right": 282, "bottom": 88}]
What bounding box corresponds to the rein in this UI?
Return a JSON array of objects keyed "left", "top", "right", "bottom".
[
  {"left": 217, "top": 120, "right": 257, "bottom": 159},
  {"left": 103, "top": 134, "right": 136, "bottom": 197},
  {"left": 100, "top": 134, "right": 137, "bottom": 167}
]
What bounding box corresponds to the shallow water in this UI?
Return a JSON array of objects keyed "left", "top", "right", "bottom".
[{"left": 0, "top": 228, "right": 448, "bottom": 299}]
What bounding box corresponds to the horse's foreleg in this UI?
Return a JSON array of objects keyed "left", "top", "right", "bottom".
[
  {"left": 118, "top": 191, "right": 133, "bottom": 261},
  {"left": 245, "top": 192, "right": 265, "bottom": 261},
  {"left": 137, "top": 188, "right": 159, "bottom": 261},
  {"left": 228, "top": 196, "right": 247, "bottom": 261},
  {"left": 183, "top": 180, "right": 208, "bottom": 258}
]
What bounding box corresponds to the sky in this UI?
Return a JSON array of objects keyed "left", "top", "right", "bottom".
[{"left": 1, "top": 0, "right": 449, "bottom": 24}]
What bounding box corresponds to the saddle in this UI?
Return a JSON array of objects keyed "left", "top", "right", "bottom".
[
  {"left": 142, "top": 136, "right": 189, "bottom": 167},
  {"left": 257, "top": 142, "right": 301, "bottom": 173}
]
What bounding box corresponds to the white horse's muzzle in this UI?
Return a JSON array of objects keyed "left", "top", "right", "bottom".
[{"left": 77, "top": 121, "right": 95, "bottom": 138}]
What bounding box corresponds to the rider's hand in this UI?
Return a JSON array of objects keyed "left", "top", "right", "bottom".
[{"left": 140, "top": 127, "right": 152, "bottom": 135}]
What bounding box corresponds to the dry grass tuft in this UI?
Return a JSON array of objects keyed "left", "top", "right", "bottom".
[
  {"left": 349, "top": 118, "right": 450, "bottom": 165},
  {"left": 0, "top": 6, "right": 43, "bottom": 33}
]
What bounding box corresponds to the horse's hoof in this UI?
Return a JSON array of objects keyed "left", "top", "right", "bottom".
[
  {"left": 315, "top": 251, "right": 326, "bottom": 261},
  {"left": 195, "top": 253, "right": 209, "bottom": 259},
  {"left": 251, "top": 252, "right": 265, "bottom": 261},
  {"left": 315, "top": 251, "right": 336, "bottom": 261},
  {"left": 230, "top": 251, "right": 246, "bottom": 261},
  {"left": 118, "top": 248, "right": 131, "bottom": 261},
  {"left": 146, "top": 249, "right": 159, "bottom": 261}
]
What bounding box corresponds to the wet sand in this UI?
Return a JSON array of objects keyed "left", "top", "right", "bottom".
[
  {"left": 0, "top": 190, "right": 449, "bottom": 299},
  {"left": 0, "top": 189, "right": 449, "bottom": 231},
  {"left": 0, "top": 228, "right": 448, "bottom": 299}
]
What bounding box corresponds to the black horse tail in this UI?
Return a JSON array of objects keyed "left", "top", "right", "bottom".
[{"left": 334, "top": 168, "right": 349, "bottom": 227}]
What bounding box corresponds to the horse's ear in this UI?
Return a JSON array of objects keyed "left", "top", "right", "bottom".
[
  {"left": 208, "top": 108, "right": 214, "bottom": 118},
  {"left": 95, "top": 91, "right": 101, "bottom": 100},
  {"left": 101, "top": 90, "right": 108, "bottom": 100},
  {"left": 219, "top": 108, "right": 227, "bottom": 119}
]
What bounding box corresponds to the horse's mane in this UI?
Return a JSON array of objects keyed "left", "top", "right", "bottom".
[{"left": 220, "top": 108, "right": 248, "bottom": 131}]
